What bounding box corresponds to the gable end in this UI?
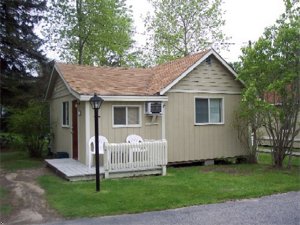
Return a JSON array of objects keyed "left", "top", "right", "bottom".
[
  {"left": 160, "top": 49, "right": 243, "bottom": 95},
  {"left": 45, "top": 63, "right": 80, "bottom": 100},
  {"left": 169, "top": 55, "right": 243, "bottom": 94}
]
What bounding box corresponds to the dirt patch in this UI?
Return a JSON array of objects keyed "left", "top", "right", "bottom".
[{"left": 0, "top": 166, "right": 63, "bottom": 225}]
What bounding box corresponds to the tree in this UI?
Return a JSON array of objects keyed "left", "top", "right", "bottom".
[
  {"left": 238, "top": 2, "right": 300, "bottom": 168},
  {"left": 145, "top": 0, "right": 227, "bottom": 64},
  {"left": 9, "top": 101, "right": 50, "bottom": 158},
  {"left": 44, "top": 0, "right": 134, "bottom": 66},
  {"left": 0, "top": 0, "right": 48, "bottom": 108},
  {"left": 233, "top": 84, "right": 266, "bottom": 164}
]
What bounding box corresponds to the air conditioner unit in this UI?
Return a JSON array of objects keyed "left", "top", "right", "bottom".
[{"left": 145, "top": 102, "right": 163, "bottom": 115}]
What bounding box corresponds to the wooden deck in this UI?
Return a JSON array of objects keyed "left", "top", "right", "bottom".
[
  {"left": 45, "top": 141, "right": 168, "bottom": 181},
  {"left": 45, "top": 158, "right": 104, "bottom": 181},
  {"left": 45, "top": 158, "right": 164, "bottom": 181}
]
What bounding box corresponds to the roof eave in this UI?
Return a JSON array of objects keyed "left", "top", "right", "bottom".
[{"left": 79, "top": 95, "right": 168, "bottom": 102}]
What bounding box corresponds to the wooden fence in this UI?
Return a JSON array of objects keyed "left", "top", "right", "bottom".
[{"left": 103, "top": 140, "right": 167, "bottom": 178}]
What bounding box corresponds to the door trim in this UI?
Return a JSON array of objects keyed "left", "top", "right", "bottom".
[{"left": 72, "top": 100, "right": 78, "bottom": 160}]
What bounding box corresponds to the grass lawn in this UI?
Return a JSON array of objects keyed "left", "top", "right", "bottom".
[
  {"left": 259, "top": 146, "right": 300, "bottom": 153},
  {"left": 0, "top": 186, "right": 11, "bottom": 216},
  {"left": 0, "top": 150, "right": 43, "bottom": 171},
  {"left": 38, "top": 153, "right": 300, "bottom": 218}
]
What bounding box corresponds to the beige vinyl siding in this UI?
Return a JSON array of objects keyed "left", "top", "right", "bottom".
[
  {"left": 166, "top": 56, "right": 247, "bottom": 162},
  {"left": 166, "top": 92, "right": 247, "bottom": 162},
  {"left": 171, "top": 56, "right": 243, "bottom": 93},
  {"left": 49, "top": 95, "right": 74, "bottom": 157},
  {"left": 49, "top": 75, "right": 79, "bottom": 158},
  {"left": 87, "top": 101, "right": 162, "bottom": 143},
  {"left": 51, "top": 74, "right": 70, "bottom": 99}
]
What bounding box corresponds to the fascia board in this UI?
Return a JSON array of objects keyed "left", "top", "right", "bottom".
[{"left": 79, "top": 95, "right": 168, "bottom": 102}]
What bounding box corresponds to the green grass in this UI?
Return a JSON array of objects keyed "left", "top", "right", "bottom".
[
  {"left": 38, "top": 153, "right": 300, "bottom": 218},
  {"left": 259, "top": 145, "right": 300, "bottom": 153},
  {"left": 0, "top": 150, "right": 43, "bottom": 171},
  {"left": 0, "top": 187, "right": 12, "bottom": 216},
  {"left": 258, "top": 152, "right": 300, "bottom": 166}
]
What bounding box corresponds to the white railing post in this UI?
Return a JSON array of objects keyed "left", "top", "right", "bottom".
[{"left": 103, "top": 143, "right": 109, "bottom": 178}]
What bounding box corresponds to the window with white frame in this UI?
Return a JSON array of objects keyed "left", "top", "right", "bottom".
[
  {"left": 62, "top": 101, "right": 69, "bottom": 126},
  {"left": 195, "top": 98, "right": 223, "bottom": 124},
  {"left": 113, "top": 106, "right": 141, "bottom": 127}
]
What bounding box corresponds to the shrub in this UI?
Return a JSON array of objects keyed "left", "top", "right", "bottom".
[
  {"left": 0, "top": 133, "right": 23, "bottom": 150},
  {"left": 9, "top": 101, "right": 50, "bottom": 158}
]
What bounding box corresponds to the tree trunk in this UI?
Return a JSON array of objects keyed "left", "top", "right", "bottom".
[
  {"left": 249, "top": 129, "right": 258, "bottom": 164},
  {"left": 77, "top": 0, "right": 83, "bottom": 65},
  {"left": 273, "top": 147, "right": 284, "bottom": 168}
]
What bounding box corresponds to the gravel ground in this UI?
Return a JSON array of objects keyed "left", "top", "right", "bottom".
[
  {"left": 40, "top": 191, "right": 300, "bottom": 225},
  {"left": 0, "top": 167, "right": 62, "bottom": 225}
]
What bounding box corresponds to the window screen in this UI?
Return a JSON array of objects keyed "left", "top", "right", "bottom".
[
  {"left": 210, "top": 99, "right": 222, "bottom": 123},
  {"left": 113, "top": 106, "right": 140, "bottom": 126},
  {"left": 128, "top": 107, "right": 139, "bottom": 125},
  {"left": 114, "top": 107, "right": 126, "bottom": 125},
  {"left": 195, "top": 98, "right": 208, "bottom": 123},
  {"left": 62, "top": 101, "right": 69, "bottom": 126},
  {"left": 195, "top": 98, "right": 223, "bottom": 124}
]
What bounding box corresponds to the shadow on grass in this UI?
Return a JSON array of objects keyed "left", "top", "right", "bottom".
[{"left": 0, "top": 150, "right": 43, "bottom": 171}]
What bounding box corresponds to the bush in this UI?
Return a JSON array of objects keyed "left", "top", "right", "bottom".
[
  {"left": 0, "top": 133, "right": 23, "bottom": 150},
  {"left": 9, "top": 101, "right": 50, "bottom": 158}
]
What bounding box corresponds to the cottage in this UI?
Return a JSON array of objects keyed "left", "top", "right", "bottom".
[{"left": 45, "top": 49, "right": 247, "bottom": 178}]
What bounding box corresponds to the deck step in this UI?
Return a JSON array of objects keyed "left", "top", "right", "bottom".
[{"left": 45, "top": 158, "right": 104, "bottom": 181}]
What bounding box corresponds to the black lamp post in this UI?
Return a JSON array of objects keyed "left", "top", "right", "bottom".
[{"left": 89, "top": 93, "right": 104, "bottom": 192}]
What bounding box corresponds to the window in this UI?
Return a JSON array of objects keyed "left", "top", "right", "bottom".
[
  {"left": 62, "top": 101, "right": 69, "bottom": 126},
  {"left": 195, "top": 98, "right": 223, "bottom": 124},
  {"left": 113, "top": 106, "right": 141, "bottom": 127}
]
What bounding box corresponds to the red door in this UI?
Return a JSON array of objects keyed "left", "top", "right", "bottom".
[{"left": 72, "top": 100, "right": 78, "bottom": 160}]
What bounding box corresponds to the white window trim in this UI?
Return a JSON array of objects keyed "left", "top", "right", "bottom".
[
  {"left": 62, "top": 101, "right": 70, "bottom": 127},
  {"left": 112, "top": 105, "right": 142, "bottom": 128},
  {"left": 194, "top": 97, "right": 224, "bottom": 125}
]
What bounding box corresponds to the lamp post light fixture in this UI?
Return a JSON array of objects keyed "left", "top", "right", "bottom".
[{"left": 89, "top": 93, "right": 104, "bottom": 192}]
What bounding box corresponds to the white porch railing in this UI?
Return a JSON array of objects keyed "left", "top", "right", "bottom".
[{"left": 103, "top": 140, "right": 167, "bottom": 178}]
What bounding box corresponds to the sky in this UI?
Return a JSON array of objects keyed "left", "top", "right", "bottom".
[{"left": 127, "top": 0, "right": 286, "bottom": 63}]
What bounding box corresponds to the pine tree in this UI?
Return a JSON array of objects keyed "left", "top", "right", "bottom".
[{"left": 0, "top": 0, "right": 47, "bottom": 108}]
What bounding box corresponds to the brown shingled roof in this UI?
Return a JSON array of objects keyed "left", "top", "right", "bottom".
[
  {"left": 148, "top": 50, "right": 210, "bottom": 94},
  {"left": 56, "top": 63, "right": 153, "bottom": 96},
  {"left": 55, "top": 49, "right": 210, "bottom": 96}
]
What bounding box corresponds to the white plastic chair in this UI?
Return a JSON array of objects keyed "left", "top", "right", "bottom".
[
  {"left": 88, "top": 136, "right": 108, "bottom": 169},
  {"left": 126, "top": 134, "right": 146, "bottom": 163},
  {"left": 126, "top": 134, "right": 143, "bottom": 143}
]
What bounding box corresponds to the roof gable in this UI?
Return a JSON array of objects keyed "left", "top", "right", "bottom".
[
  {"left": 170, "top": 55, "right": 243, "bottom": 94},
  {"left": 45, "top": 65, "right": 80, "bottom": 100},
  {"left": 159, "top": 49, "right": 240, "bottom": 94},
  {"left": 147, "top": 50, "right": 210, "bottom": 94}
]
